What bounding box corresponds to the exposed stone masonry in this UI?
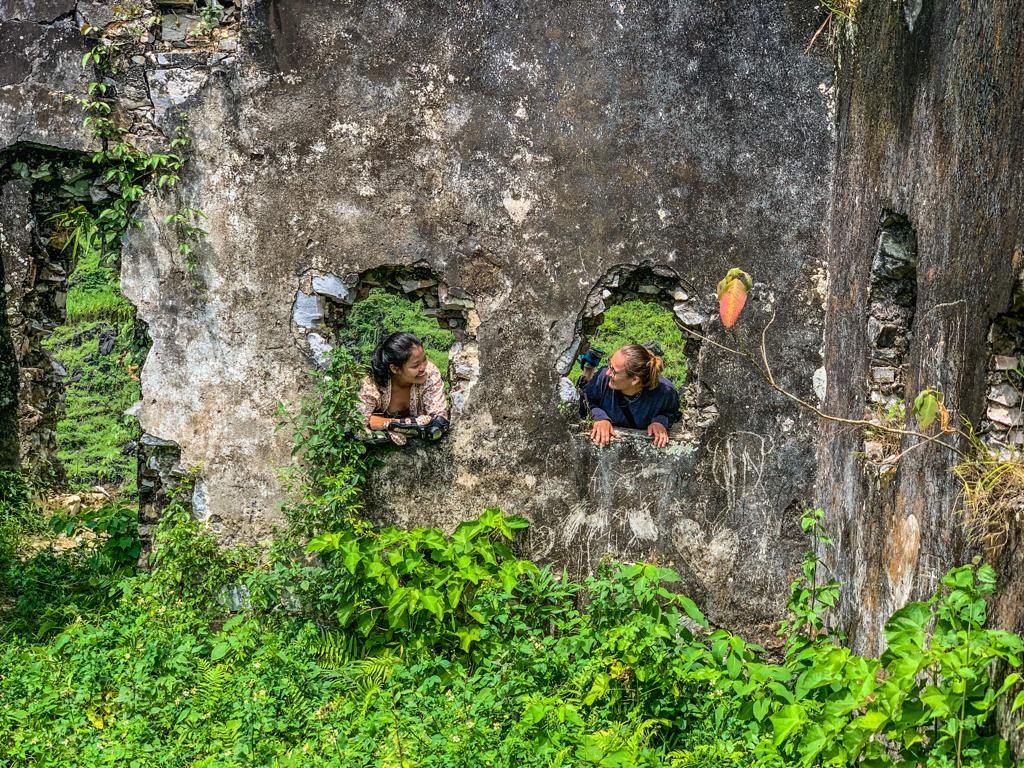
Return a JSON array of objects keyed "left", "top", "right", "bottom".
[
  {"left": 982, "top": 284, "right": 1024, "bottom": 451},
  {"left": 1, "top": 171, "right": 68, "bottom": 477},
  {"left": 866, "top": 212, "right": 918, "bottom": 404},
  {"left": 860, "top": 212, "right": 918, "bottom": 472}
]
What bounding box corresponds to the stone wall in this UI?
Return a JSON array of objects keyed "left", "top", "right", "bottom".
[
  {"left": 119, "top": 0, "right": 831, "bottom": 633},
  {"left": 818, "top": 0, "right": 1024, "bottom": 657},
  {"left": 0, "top": 174, "right": 66, "bottom": 475},
  {"left": 2, "top": 0, "right": 833, "bottom": 633},
  {"left": 1, "top": 0, "right": 91, "bottom": 469}
]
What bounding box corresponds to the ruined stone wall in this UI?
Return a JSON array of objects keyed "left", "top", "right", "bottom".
[
  {"left": 818, "top": 0, "right": 1024, "bottom": 655},
  {"left": 2, "top": 0, "right": 832, "bottom": 634},
  {"left": 118, "top": 0, "right": 831, "bottom": 633}
]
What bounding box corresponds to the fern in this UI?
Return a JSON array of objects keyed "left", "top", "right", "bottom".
[
  {"left": 310, "top": 629, "right": 359, "bottom": 669},
  {"left": 626, "top": 718, "right": 669, "bottom": 753},
  {"left": 194, "top": 658, "right": 232, "bottom": 705},
  {"left": 666, "top": 743, "right": 746, "bottom": 767},
  {"left": 581, "top": 718, "right": 668, "bottom": 766},
  {"left": 335, "top": 654, "right": 400, "bottom": 687}
]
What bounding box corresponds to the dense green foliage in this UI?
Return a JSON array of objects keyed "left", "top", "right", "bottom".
[
  {"left": 42, "top": 319, "right": 142, "bottom": 490},
  {"left": 62, "top": 246, "right": 136, "bottom": 325},
  {"left": 335, "top": 288, "right": 456, "bottom": 376},
  {"left": 0, "top": 496, "right": 140, "bottom": 641},
  {"left": 2, "top": 356, "right": 1023, "bottom": 767},
  {"left": 574, "top": 300, "right": 688, "bottom": 387}
]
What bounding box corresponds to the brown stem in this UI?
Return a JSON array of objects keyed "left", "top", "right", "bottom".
[
  {"left": 680, "top": 318, "right": 968, "bottom": 460},
  {"left": 805, "top": 12, "right": 832, "bottom": 54}
]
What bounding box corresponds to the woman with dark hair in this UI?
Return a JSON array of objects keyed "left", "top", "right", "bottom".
[
  {"left": 356, "top": 332, "right": 448, "bottom": 445},
  {"left": 583, "top": 344, "right": 680, "bottom": 448}
]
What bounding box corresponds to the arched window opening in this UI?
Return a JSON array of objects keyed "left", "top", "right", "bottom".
[
  {"left": 556, "top": 263, "right": 719, "bottom": 448},
  {"left": 291, "top": 261, "right": 479, "bottom": 428}
]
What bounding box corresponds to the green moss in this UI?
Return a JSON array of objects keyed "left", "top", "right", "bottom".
[
  {"left": 64, "top": 248, "right": 135, "bottom": 325},
  {"left": 35, "top": 230, "right": 145, "bottom": 491},
  {"left": 335, "top": 288, "right": 456, "bottom": 375},
  {"left": 43, "top": 321, "right": 141, "bottom": 491},
  {"left": 573, "top": 300, "right": 688, "bottom": 386}
]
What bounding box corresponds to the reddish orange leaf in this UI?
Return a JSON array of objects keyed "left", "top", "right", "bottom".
[{"left": 718, "top": 279, "right": 748, "bottom": 328}]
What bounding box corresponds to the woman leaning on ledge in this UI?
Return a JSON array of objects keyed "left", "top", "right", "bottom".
[
  {"left": 357, "top": 332, "right": 449, "bottom": 445},
  {"left": 583, "top": 344, "right": 681, "bottom": 448}
]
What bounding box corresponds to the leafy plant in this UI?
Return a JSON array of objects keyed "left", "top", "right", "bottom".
[
  {"left": 778, "top": 507, "right": 841, "bottom": 653},
  {"left": 278, "top": 347, "right": 374, "bottom": 535},
  {"left": 198, "top": 1, "right": 225, "bottom": 33},
  {"left": 50, "top": 498, "right": 141, "bottom": 570},
  {"left": 164, "top": 206, "right": 208, "bottom": 271},
  {"left": 304, "top": 507, "right": 536, "bottom": 656},
  {"left": 768, "top": 561, "right": 1023, "bottom": 768}
]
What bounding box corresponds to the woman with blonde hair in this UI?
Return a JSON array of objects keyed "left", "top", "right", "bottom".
[{"left": 582, "top": 344, "right": 680, "bottom": 448}]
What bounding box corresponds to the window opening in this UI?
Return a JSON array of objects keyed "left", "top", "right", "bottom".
[
  {"left": 0, "top": 145, "right": 150, "bottom": 491},
  {"left": 291, "top": 261, "right": 480, "bottom": 433},
  {"left": 557, "top": 263, "right": 719, "bottom": 448}
]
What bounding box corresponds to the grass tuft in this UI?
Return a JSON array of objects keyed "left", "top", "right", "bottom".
[{"left": 954, "top": 445, "right": 1024, "bottom": 558}]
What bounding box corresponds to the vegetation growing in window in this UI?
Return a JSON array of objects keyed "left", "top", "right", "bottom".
[
  {"left": 42, "top": 321, "right": 143, "bottom": 490},
  {"left": 335, "top": 288, "right": 456, "bottom": 376},
  {"left": 573, "top": 300, "right": 688, "bottom": 387}
]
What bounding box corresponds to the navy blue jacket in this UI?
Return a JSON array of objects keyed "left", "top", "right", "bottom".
[{"left": 583, "top": 367, "right": 681, "bottom": 430}]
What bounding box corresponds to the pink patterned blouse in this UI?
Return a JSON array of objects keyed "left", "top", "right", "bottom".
[{"left": 356, "top": 360, "right": 448, "bottom": 445}]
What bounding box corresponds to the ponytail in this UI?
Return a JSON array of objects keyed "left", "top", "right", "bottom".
[
  {"left": 644, "top": 355, "right": 665, "bottom": 390},
  {"left": 618, "top": 344, "right": 664, "bottom": 390}
]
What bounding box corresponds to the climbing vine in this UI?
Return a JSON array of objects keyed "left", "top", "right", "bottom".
[{"left": 72, "top": 18, "right": 207, "bottom": 271}]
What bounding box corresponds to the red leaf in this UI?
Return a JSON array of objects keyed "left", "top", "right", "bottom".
[{"left": 719, "top": 279, "right": 748, "bottom": 329}]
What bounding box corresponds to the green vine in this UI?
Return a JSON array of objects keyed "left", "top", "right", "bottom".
[{"left": 65, "top": 16, "right": 207, "bottom": 274}]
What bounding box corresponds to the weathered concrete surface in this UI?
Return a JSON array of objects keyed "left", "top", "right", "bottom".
[
  {"left": 0, "top": 0, "right": 90, "bottom": 150},
  {"left": 121, "top": 0, "right": 831, "bottom": 632},
  {"left": 818, "top": 0, "right": 1024, "bottom": 656}
]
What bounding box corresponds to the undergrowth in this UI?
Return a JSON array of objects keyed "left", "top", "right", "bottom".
[
  {"left": 1, "top": 355, "right": 1023, "bottom": 767},
  {"left": 954, "top": 436, "right": 1024, "bottom": 559}
]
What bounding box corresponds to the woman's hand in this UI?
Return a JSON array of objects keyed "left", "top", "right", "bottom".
[
  {"left": 591, "top": 419, "right": 614, "bottom": 447},
  {"left": 368, "top": 414, "right": 393, "bottom": 431},
  {"left": 647, "top": 421, "right": 669, "bottom": 448}
]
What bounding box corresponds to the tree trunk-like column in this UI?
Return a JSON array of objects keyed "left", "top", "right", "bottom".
[{"left": 820, "top": 0, "right": 1024, "bottom": 655}]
